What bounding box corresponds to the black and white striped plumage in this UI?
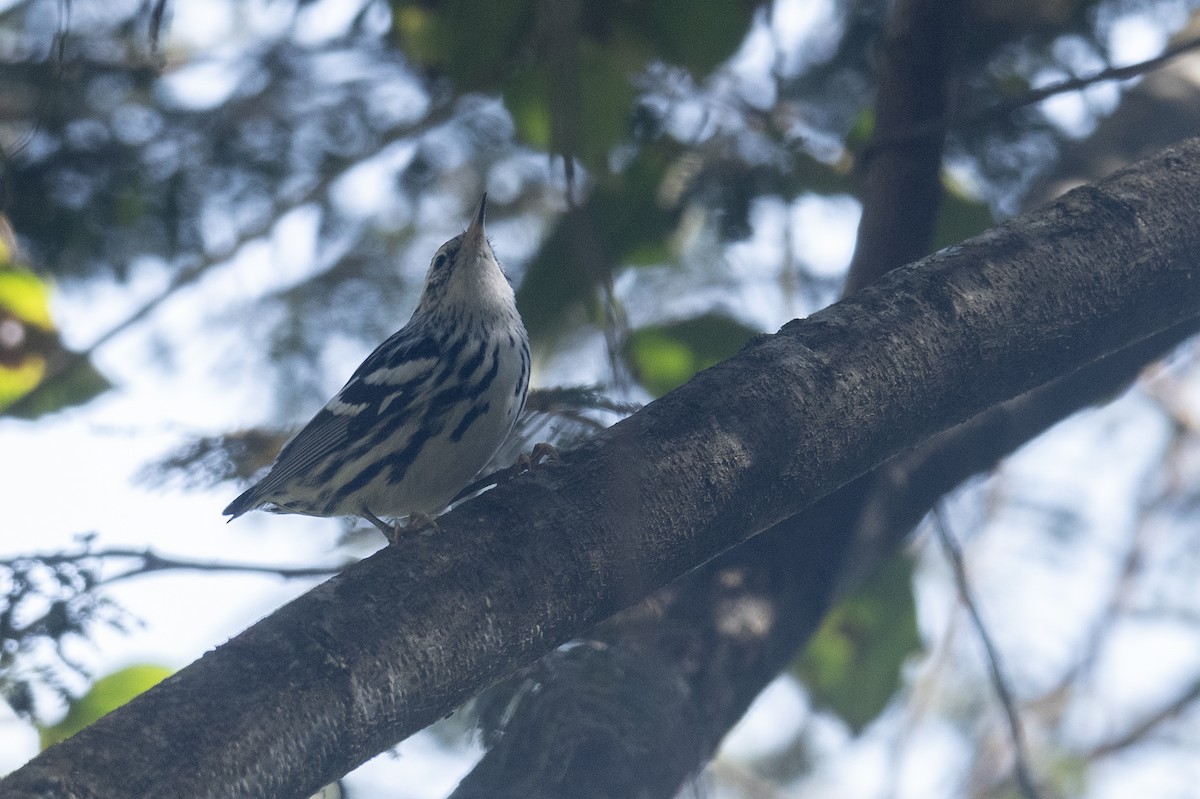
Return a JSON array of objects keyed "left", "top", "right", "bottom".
[{"left": 223, "top": 195, "right": 530, "bottom": 533}]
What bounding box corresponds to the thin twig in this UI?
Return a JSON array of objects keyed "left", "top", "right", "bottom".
[
  {"left": 869, "top": 36, "right": 1200, "bottom": 151},
  {"left": 1088, "top": 674, "right": 1200, "bottom": 758},
  {"left": 931, "top": 507, "right": 1042, "bottom": 799},
  {"left": 2, "top": 547, "right": 344, "bottom": 584},
  {"left": 985, "top": 36, "right": 1200, "bottom": 119}
]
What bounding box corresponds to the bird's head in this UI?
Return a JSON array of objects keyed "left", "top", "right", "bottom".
[{"left": 416, "top": 194, "right": 516, "bottom": 321}]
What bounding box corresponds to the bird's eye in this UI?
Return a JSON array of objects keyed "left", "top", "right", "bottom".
[{"left": 434, "top": 254, "right": 447, "bottom": 270}]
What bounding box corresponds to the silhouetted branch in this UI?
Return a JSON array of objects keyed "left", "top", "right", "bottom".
[
  {"left": 932, "top": 508, "right": 1042, "bottom": 799},
  {"left": 1089, "top": 675, "right": 1200, "bottom": 758},
  {"left": 871, "top": 36, "right": 1200, "bottom": 150},
  {"left": 983, "top": 36, "right": 1200, "bottom": 120}
]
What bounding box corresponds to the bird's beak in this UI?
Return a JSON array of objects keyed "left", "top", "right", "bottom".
[{"left": 464, "top": 193, "right": 487, "bottom": 247}]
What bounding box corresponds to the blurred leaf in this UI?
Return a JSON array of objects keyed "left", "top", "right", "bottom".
[
  {"left": 518, "top": 144, "right": 683, "bottom": 344},
  {"left": 2, "top": 359, "right": 113, "bottom": 419},
  {"left": 0, "top": 264, "right": 53, "bottom": 330},
  {"left": 933, "top": 179, "right": 994, "bottom": 251},
  {"left": 393, "top": 0, "right": 755, "bottom": 166},
  {"left": 793, "top": 553, "right": 921, "bottom": 733},
  {"left": 0, "top": 350, "right": 45, "bottom": 407},
  {"left": 392, "top": 1, "right": 532, "bottom": 93},
  {"left": 39, "top": 664, "right": 173, "bottom": 749},
  {"left": 624, "top": 312, "right": 758, "bottom": 397},
  {"left": 0, "top": 261, "right": 56, "bottom": 409},
  {"left": 634, "top": 0, "right": 755, "bottom": 76},
  {"left": 0, "top": 225, "right": 114, "bottom": 417},
  {"left": 791, "top": 149, "right": 856, "bottom": 197},
  {"left": 0, "top": 225, "right": 112, "bottom": 417},
  {"left": 845, "top": 108, "right": 875, "bottom": 152}
]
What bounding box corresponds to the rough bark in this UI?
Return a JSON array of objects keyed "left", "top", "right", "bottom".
[
  {"left": 454, "top": 0, "right": 972, "bottom": 793},
  {"left": 452, "top": 317, "right": 1199, "bottom": 799},
  {"left": 6, "top": 140, "right": 1200, "bottom": 799},
  {"left": 445, "top": 2, "right": 1145, "bottom": 794}
]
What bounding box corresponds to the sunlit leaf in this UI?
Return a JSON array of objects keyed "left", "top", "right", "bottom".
[
  {"left": 0, "top": 354, "right": 46, "bottom": 407},
  {"left": 624, "top": 312, "right": 759, "bottom": 397},
  {"left": 39, "top": 665, "right": 173, "bottom": 749},
  {"left": 0, "top": 244, "right": 113, "bottom": 417},
  {"left": 0, "top": 265, "right": 54, "bottom": 330},
  {"left": 2, "top": 359, "right": 113, "bottom": 419},
  {"left": 792, "top": 553, "right": 922, "bottom": 733},
  {"left": 0, "top": 265, "right": 57, "bottom": 409}
]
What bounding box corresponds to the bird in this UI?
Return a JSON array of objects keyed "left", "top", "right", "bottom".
[{"left": 223, "top": 194, "right": 530, "bottom": 540}]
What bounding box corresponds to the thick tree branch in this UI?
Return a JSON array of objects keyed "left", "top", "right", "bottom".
[
  {"left": 456, "top": 2, "right": 972, "bottom": 794},
  {"left": 6, "top": 139, "right": 1200, "bottom": 798},
  {"left": 452, "top": 317, "right": 1200, "bottom": 799}
]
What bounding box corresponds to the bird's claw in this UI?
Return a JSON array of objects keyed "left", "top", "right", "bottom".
[
  {"left": 510, "top": 442, "right": 560, "bottom": 481},
  {"left": 388, "top": 513, "right": 438, "bottom": 546},
  {"left": 363, "top": 509, "right": 438, "bottom": 546}
]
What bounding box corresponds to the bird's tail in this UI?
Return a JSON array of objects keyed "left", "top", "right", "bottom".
[{"left": 222, "top": 486, "right": 262, "bottom": 521}]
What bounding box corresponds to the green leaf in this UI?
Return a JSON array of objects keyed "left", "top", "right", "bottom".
[
  {"left": 4, "top": 359, "right": 114, "bottom": 419},
  {"left": 0, "top": 265, "right": 54, "bottom": 329},
  {"left": 0, "top": 265, "right": 81, "bottom": 414},
  {"left": 391, "top": 0, "right": 533, "bottom": 93},
  {"left": 39, "top": 665, "right": 173, "bottom": 749},
  {"left": 632, "top": 0, "right": 755, "bottom": 76},
  {"left": 624, "top": 312, "right": 759, "bottom": 397},
  {"left": 392, "top": 0, "right": 756, "bottom": 166},
  {"left": 933, "top": 178, "right": 994, "bottom": 251},
  {"left": 517, "top": 144, "right": 682, "bottom": 345},
  {"left": 793, "top": 553, "right": 922, "bottom": 733}
]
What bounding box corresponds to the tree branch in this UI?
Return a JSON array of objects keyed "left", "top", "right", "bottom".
[
  {"left": 6, "top": 138, "right": 1200, "bottom": 798},
  {"left": 844, "top": 0, "right": 966, "bottom": 294},
  {"left": 451, "top": 6, "right": 1200, "bottom": 794},
  {"left": 932, "top": 508, "right": 1041, "bottom": 799},
  {"left": 456, "top": 2, "right": 973, "bottom": 794},
  {"left": 981, "top": 36, "right": 1200, "bottom": 121}
]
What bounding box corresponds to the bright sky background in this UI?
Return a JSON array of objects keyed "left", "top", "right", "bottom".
[{"left": 3, "top": 1, "right": 1198, "bottom": 797}]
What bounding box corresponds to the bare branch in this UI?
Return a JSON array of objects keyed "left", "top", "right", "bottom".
[
  {"left": 932, "top": 508, "right": 1042, "bottom": 799},
  {"left": 870, "top": 37, "right": 1200, "bottom": 151},
  {"left": 982, "top": 36, "right": 1200, "bottom": 120},
  {"left": 1089, "top": 675, "right": 1200, "bottom": 758},
  {"left": 1, "top": 548, "right": 345, "bottom": 585}
]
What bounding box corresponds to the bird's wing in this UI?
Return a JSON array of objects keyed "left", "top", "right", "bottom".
[{"left": 246, "top": 325, "right": 446, "bottom": 495}]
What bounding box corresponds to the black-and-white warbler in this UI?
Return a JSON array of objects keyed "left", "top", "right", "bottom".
[{"left": 223, "top": 194, "right": 530, "bottom": 538}]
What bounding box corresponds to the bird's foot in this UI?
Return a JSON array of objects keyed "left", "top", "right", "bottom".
[
  {"left": 362, "top": 510, "right": 439, "bottom": 546},
  {"left": 490, "top": 442, "right": 561, "bottom": 487},
  {"left": 388, "top": 512, "right": 438, "bottom": 546},
  {"left": 447, "top": 443, "right": 561, "bottom": 504},
  {"left": 514, "top": 442, "right": 560, "bottom": 477}
]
